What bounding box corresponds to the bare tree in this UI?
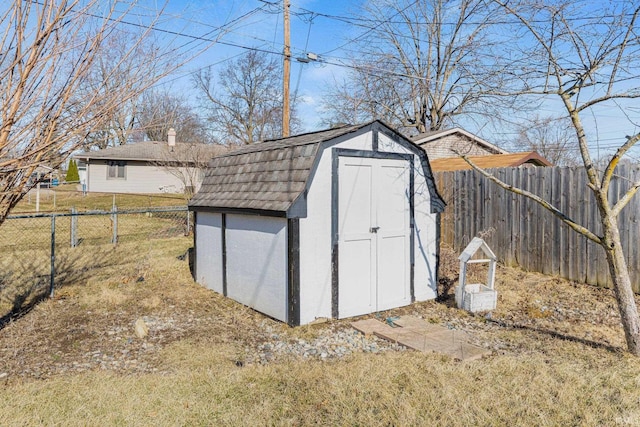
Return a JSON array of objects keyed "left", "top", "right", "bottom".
[
  {"left": 0, "top": 0, "right": 214, "bottom": 225},
  {"left": 152, "top": 140, "right": 228, "bottom": 198},
  {"left": 512, "top": 115, "right": 580, "bottom": 166},
  {"left": 463, "top": 0, "right": 640, "bottom": 355},
  {"left": 193, "top": 50, "right": 297, "bottom": 145},
  {"left": 77, "top": 30, "right": 168, "bottom": 150},
  {"left": 136, "top": 89, "right": 211, "bottom": 144},
  {"left": 320, "top": 73, "right": 402, "bottom": 128},
  {"left": 321, "top": 0, "right": 509, "bottom": 134}
]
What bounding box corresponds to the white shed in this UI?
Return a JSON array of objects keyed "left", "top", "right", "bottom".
[{"left": 189, "top": 121, "right": 445, "bottom": 326}]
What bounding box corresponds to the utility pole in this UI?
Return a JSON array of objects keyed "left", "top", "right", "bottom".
[{"left": 282, "top": 0, "right": 291, "bottom": 137}]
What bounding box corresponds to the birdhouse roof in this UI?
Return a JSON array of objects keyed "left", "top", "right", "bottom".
[{"left": 458, "top": 237, "right": 497, "bottom": 262}]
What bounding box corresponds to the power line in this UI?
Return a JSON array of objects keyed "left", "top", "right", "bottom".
[
  {"left": 90, "top": 2, "right": 640, "bottom": 92},
  {"left": 87, "top": 2, "right": 640, "bottom": 137},
  {"left": 316, "top": 0, "right": 421, "bottom": 56},
  {"left": 292, "top": 3, "right": 639, "bottom": 28}
]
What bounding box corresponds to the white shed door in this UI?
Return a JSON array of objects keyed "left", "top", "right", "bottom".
[{"left": 338, "top": 156, "right": 410, "bottom": 318}]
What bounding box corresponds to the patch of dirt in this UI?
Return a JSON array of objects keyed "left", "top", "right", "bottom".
[
  {"left": 426, "top": 246, "right": 630, "bottom": 353},
  {"left": 0, "top": 244, "right": 635, "bottom": 382}
]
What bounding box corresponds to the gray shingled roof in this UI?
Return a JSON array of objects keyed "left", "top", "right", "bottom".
[
  {"left": 74, "top": 141, "right": 227, "bottom": 164},
  {"left": 189, "top": 121, "right": 445, "bottom": 216},
  {"left": 189, "top": 123, "right": 366, "bottom": 213}
]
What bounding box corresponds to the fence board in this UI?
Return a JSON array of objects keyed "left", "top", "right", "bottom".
[
  {"left": 494, "top": 169, "right": 509, "bottom": 264},
  {"left": 540, "top": 167, "right": 553, "bottom": 275},
  {"left": 437, "top": 165, "right": 640, "bottom": 292},
  {"left": 617, "top": 163, "right": 633, "bottom": 288},
  {"left": 528, "top": 167, "right": 540, "bottom": 272},
  {"left": 577, "top": 169, "right": 590, "bottom": 283},
  {"left": 585, "top": 186, "right": 600, "bottom": 287},
  {"left": 629, "top": 164, "right": 640, "bottom": 291},
  {"left": 516, "top": 169, "right": 527, "bottom": 268},
  {"left": 560, "top": 171, "right": 570, "bottom": 280}
]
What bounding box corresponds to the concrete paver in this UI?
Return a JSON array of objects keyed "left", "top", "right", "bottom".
[{"left": 351, "top": 316, "right": 490, "bottom": 361}]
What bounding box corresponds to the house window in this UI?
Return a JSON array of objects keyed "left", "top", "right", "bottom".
[{"left": 107, "top": 161, "right": 126, "bottom": 179}]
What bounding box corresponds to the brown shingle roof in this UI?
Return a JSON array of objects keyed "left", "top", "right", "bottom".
[
  {"left": 429, "top": 151, "right": 552, "bottom": 172},
  {"left": 189, "top": 123, "right": 367, "bottom": 214}
]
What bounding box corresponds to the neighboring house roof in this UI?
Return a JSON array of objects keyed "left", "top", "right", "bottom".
[
  {"left": 429, "top": 151, "right": 552, "bottom": 172},
  {"left": 31, "top": 165, "right": 54, "bottom": 174},
  {"left": 410, "top": 127, "right": 509, "bottom": 155},
  {"left": 189, "top": 121, "right": 445, "bottom": 216},
  {"left": 74, "top": 141, "right": 227, "bottom": 164}
]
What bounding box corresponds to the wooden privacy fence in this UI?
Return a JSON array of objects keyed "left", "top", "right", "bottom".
[{"left": 435, "top": 164, "right": 640, "bottom": 292}]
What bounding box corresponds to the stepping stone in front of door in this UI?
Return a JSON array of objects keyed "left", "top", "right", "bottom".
[
  {"left": 351, "top": 318, "right": 394, "bottom": 337},
  {"left": 373, "top": 328, "right": 430, "bottom": 349},
  {"left": 352, "top": 316, "right": 491, "bottom": 361},
  {"left": 392, "top": 316, "right": 445, "bottom": 333},
  {"left": 374, "top": 324, "right": 489, "bottom": 361}
]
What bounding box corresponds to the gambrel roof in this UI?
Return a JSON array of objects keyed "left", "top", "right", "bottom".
[{"left": 189, "top": 121, "right": 445, "bottom": 217}]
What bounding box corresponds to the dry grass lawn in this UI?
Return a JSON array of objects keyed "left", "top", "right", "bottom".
[
  {"left": 0, "top": 242, "right": 640, "bottom": 426},
  {"left": 12, "top": 185, "right": 186, "bottom": 213}
]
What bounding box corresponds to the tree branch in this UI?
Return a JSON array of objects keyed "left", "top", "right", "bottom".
[
  {"left": 457, "top": 152, "right": 602, "bottom": 244},
  {"left": 602, "top": 133, "right": 640, "bottom": 193}
]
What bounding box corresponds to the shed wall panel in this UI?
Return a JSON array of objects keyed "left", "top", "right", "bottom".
[
  {"left": 194, "top": 212, "right": 224, "bottom": 293},
  {"left": 225, "top": 214, "right": 288, "bottom": 322}
]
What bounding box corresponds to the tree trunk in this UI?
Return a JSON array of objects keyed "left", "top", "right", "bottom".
[{"left": 602, "top": 215, "right": 640, "bottom": 355}]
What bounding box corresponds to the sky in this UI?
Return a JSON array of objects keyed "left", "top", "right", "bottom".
[
  {"left": 143, "top": 0, "right": 363, "bottom": 131},
  {"left": 128, "top": 0, "right": 640, "bottom": 159}
]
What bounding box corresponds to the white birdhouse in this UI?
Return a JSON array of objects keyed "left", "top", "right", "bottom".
[{"left": 455, "top": 237, "right": 498, "bottom": 312}]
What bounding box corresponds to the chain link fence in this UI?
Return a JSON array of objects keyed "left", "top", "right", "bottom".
[{"left": 0, "top": 206, "right": 192, "bottom": 323}]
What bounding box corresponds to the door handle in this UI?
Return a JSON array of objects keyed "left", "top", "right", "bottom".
[{"left": 370, "top": 226, "right": 380, "bottom": 233}]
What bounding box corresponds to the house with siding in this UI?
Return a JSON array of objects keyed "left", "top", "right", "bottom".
[
  {"left": 410, "top": 127, "right": 509, "bottom": 160},
  {"left": 74, "top": 139, "right": 227, "bottom": 194}
]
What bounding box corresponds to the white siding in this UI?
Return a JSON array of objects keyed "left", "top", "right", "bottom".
[
  {"left": 194, "top": 212, "right": 224, "bottom": 293},
  {"left": 225, "top": 214, "right": 288, "bottom": 322},
  {"left": 419, "top": 134, "right": 498, "bottom": 160},
  {"left": 86, "top": 160, "right": 199, "bottom": 194},
  {"left": 298, "top": 132, "right": 374, "bottom": 325}
]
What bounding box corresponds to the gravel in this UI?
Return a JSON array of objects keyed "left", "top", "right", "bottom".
[{"left": 244, "top": 322, "right": 407, "bottom": 365}]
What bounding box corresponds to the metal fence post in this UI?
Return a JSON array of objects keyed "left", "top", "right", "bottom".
[
  {"left": 186, "top": 210, "right": 190, "bottom": 235},
  {"left": 70, "top": 207, "right": 78, "bottom": 247},
  {"left": 111, "top": 205, "right": 118, "bottom": 245},
  {"left": 50, "top": 215, "right": 56, "bottom": 298}
]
